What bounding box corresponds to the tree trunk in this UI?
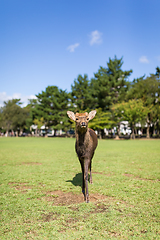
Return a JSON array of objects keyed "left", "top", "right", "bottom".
[
  {"left": 157, "top": 122, "right": 159, "bottom": 137},
  {"left": 146, "top": 122, "right": 150, "bottom": 139},
  {"left": 146, "top": 117, "right": 150, "bottom": 139},
  {"left": 141, "top": 128, "right": 143, "bottom": 135},
  {"left": 131, "top": 126, "right": 135, "bottom": 139},
  {"left": 35, "top": 127, "right": 37, "bottom": 137},
  {"left": 20, "top": 129, "right": 23, "bottom": 136},
  {"left": 54, "top": 129, "right": 57, "bottom": 137},
  {"left": 153, "top": 128, "right": 156, "bottom": 135},
  {"left": 101, "top": 129, "right": 105, "bottom": 139},
  {"left": 98, "top": 130, "right": 102, "bottom": 139},
  {"left": 116, "top": 123, "right": 120, "bottom": 139}
]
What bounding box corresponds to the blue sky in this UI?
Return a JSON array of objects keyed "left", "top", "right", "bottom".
[{"left": 0, "top": 0, "right": 160, "bottom": 107}]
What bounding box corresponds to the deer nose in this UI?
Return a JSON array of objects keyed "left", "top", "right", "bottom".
[{"left": 81, "top": 122, "right": 86, "bottom": 127}]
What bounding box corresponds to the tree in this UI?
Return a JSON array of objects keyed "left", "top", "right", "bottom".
[
  {"left": 33, "top": 117, "right": 44, "bottom": 136},
  {"left": 71, "top": 74, "right": 96, "bottom": 111},
  {"left": 0, "top": 107, "right": 3, "bottom": 133},
  {"left": 91, "top": 56, "right": 133, "bottom": 110},
  {"left": 155, "top": 66, "right": 160, "bottom": 78},
  {"left": 127, "top": 72, "right": 160, "bottom": 138},
  {"left": 152, "top": 104, "right": 160, "bottom": 136},
  {"left": 154, "top": 66, "right": 160, "bottom": 135},
  {"left": 0, "top": 99, "right": 29, "bottom": 135},
  {"left": 25, "top": 98, "right": 39, "bottom": 132},
  {"left": 34, "top": 86, "right": 70, "bottom": 135},
  {"left": 88, "top": 108, "right": 114, "bottom": 138},
  {"left": 111, "top": 104, "right": 124, "bottom": 138},
  {"left": 112, "top": 99, "right": 150, "bottom": 139}
]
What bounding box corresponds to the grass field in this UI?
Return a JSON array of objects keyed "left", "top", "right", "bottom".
[{"left": 0, "top": 137, "right": 160, "bottom": 239}]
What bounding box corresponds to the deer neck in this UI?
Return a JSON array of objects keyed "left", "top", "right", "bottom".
[{"left": 76, "top": 128, "right": 90, "bottom": 146}]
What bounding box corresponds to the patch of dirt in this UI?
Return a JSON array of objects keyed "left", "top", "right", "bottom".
[
  {"left": 43, "top": 190, "right": 109, "bottom": 206},
  {"left": 25, "top": 230, "right": 38, "bottom": 237},
  {"left": 57, "top": 217, "right": 79, "bottom": 233},
  {"left": 65, "top": 217, "right": 79, "bottom": 225},
  {"left": 22, "top": 162, "right": 42, "bottom": 165},
  {"left": 90, "top": 203, "right": 109, "bottom": 213},
  {"left": 109, "top": 231, "right": 121, "bottom": 237},
  {"left": 123, "top": 173, "right": 159, "bottom": 181},
  {"left": 8, "top": 182, "right": 33, "bottom": 192},
  {"left": 124, "top": 173, "right": 135, "bottom": 178},
  {"left": 68, "top": 206, "right": 79, "bottom": 211},
  {"left": 42, "top": 212, "right": 59, "bottom": 222}
]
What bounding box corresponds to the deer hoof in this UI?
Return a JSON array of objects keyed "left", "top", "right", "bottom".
[{"left": 86, "top": 194, "right": 89, "bottom": 203}]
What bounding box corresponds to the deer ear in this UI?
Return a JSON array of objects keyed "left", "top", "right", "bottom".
[
  {"left": 88, "top": 110, "right": 96, "bottom": 120},
  {"left": 67, "top": 111, "right": 76, "bottom": 121}
]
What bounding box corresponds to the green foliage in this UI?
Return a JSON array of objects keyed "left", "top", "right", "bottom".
[
  {"left": 0, "top": 108, "right": 3, "bottom": 130},
  {"left": 89, "top": 108, "right": 113, "bottom": 130},
  {"left": 155, "top": 66, "right": 160, "bottom": 77},
  {"left": 112, "top": 99, "right": 150, "bottom": 138},
  {"left": 33, "top": 117, "right": 44, "bottom": 130},
  {"left": 127, "top": 74, "right": 160, "bottom": 137},
  {"left": 24, "top": 99, "right": 39, "bottom": 131},
  {"left": 1, "top": 58, "right": 159, "bottom": 136},
  {"left": 113, "top": 99, "right": 149, "bottom": 124},
  {"left": 0, "top": 99, "right": 29, "bottom": 132},
  {"left": 0, "top": 138, "right": 160, "bottom": 239},
  {"left": 128, "top": 75, "right": 160, "bottom": 106},
  {"left": 34, "top": 86, "right": 70, "bottom": 131},
  {"left": 71, "top": 74, "right": 95, "bottom": 111},
  {"left": 91, "top": 56, "right": 132, "bottom": 110}
]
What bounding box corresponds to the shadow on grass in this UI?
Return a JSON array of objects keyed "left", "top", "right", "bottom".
[
  {"left": 66, "top": 173, "right": 82, "bottom": 187},
  {"left": 66, "top": 172, "right": 91, "bottom": 188}
]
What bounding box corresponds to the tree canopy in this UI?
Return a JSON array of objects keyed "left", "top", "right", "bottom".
[
  {"left": 0, "top": 99, "right": 29, "bottom": 135},
  {"left": 71, "top": 74, "right": 94, "bottom": 111},
  {"left": 127, "top": 74, "right": 160, "bottom": 137},
  {"left": 33, "top": 86, "right": 70, "bottom": 133},
  {"left": 0, "top": 56, "right": 159, "bottom": 138},
  {"left": 112, "top": 99, "right": 149, "bottom": 139},
  {"left": 91, "top": 56, "right": 133, "bottom": 110}
]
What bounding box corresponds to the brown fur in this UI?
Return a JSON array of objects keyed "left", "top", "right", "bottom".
[{"left": 67, "top": 110, "right": 98, "bottom": 202}]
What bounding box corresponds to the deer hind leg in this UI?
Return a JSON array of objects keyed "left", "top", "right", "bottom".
[{"left": 89, "top": 160, "right": 93, "bottom": 184}]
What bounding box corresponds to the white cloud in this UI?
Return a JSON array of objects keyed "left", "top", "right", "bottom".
[
  {"left": 89, "top": 30, "right": 102, "bottom": 46},
  {"left": 67, "top": 43, "right": 80, "bottom": 52},
  {"left": 0, "top": 92, "right": 10, "bottom": 106},
  {"left": 139, "top": 56, "right": 149, "bottom": 63},
  {"left": 0, "top": 92, "right": 37, "bottom": 108}
]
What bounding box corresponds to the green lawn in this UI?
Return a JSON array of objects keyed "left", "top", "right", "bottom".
[{"left": 0, "top": 137, "right": 160, "bottom": 239}]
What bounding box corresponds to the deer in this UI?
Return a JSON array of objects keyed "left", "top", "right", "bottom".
[{"left": 67, "top": 110, "right": 98, "bottom": 203}]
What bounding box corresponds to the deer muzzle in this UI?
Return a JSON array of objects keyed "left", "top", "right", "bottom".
[{"left": 81, "top": 122, "right": 86, "bottom": 128}]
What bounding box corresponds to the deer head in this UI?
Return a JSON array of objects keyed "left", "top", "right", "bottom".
[{"left": 67, "top": 110, "right": 96, "bottom": 132}]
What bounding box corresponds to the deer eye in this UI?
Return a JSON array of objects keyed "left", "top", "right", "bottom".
[
  {"left": 87, "top": 118, "right": 89, "bottom": 121},
  {"left": 76, "top": 118, "right": 79, "bottom": 121}
]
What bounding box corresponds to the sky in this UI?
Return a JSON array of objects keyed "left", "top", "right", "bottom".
[{"left": 1, "top": 0, "right": 160, "bottom": 107}]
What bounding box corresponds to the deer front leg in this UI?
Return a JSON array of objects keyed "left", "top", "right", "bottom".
[
  {"left": 84, "top": 160, "right": 89, "bottom": 203},
  {"left": 80, "top": 160, "right": 86, "bottom": 201}
]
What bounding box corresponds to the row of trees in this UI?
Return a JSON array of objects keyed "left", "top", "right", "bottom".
[
  {"left": 0, "top": 99, "right": 29, "bottom": 136},
  {"left": 0, "top": 56, "right": 160, "bottom": 138}
]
